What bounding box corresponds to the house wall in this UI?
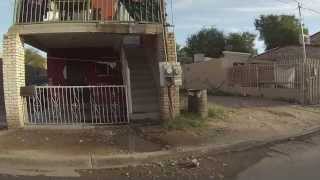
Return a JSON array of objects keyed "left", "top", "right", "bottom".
[{"left": 183, "top": 51, "right": 250, "bottom": 90}]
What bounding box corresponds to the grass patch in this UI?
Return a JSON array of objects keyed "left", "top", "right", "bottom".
[
  {"left": 208, "top": 105, "right": 227, "bottom": 119},
  {"left": 163, "top": 112, "right": 206, "bottom": 130},
  {"left": 163, "top": 105, "right": 228, "bottom": 131}
]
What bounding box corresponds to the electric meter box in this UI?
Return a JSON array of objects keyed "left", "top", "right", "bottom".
[{"left": 159, "top": 62, "right": 182, "bottom": 87}]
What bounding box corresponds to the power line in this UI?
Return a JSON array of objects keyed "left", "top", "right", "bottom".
[
  {"left": 274, "top": 0, "right": 294, "bottom": 5},
  {"left": 302, "top": 7, "right": 320, "bottom": 15}
]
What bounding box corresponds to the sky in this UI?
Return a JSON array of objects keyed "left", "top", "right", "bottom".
[{"left": 1, "top": 0, "right": 320, "bottom": 54}]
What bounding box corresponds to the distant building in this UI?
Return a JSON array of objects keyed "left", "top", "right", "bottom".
[
  {"left": 250, "top": 32, "right": 320, "bottom": 63},
  {"left": 250, "top": 45, "right": 320, "bottom": 63},
  {"left": 183, "top": 51, "right": 251, "bottom": 90}
]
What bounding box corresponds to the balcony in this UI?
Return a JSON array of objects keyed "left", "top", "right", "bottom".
[{"left": 13, "top": 0, "right": 163, "bottom": 25}]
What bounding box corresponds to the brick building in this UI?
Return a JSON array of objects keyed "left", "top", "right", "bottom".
[{"left": 3, "top": 0, "right": 180, "bottom": 128}]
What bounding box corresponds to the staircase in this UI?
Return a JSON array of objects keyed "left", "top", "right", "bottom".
[{"left": 124, "top": 47, "right": 160, "bottom": 122}]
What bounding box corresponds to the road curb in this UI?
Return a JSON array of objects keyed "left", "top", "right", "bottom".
[{"left": 0, "top": 126, "right": 320, "bottom": 176}]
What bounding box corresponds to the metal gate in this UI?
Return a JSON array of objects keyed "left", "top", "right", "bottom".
[{"left": 23, "top": 86, "right": 129, "bottom": 126}]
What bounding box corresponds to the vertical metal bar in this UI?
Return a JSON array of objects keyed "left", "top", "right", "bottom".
[
  {"left": 139, "top": 0, "right": 142, "bottom": 22},
  {"left": 81, "top": 87, "right": 85, "bottom": 124},
  {"left": 117, "top": 86, "right": 121, "bottom": 124},
  {"left": 97, "top": 86, "right": 102, "bottom": 124},
  {"left": 49, "top": 87, "right": 55, "bottom": 124},
  {"left": 89, "top": 87, "right": 94, "bottom": 124},
  {"left": 104, "top": 87, "right": 110, "bottom": 123},
  {"left": 77, "top": 0, "right": 80, "bottom": 21},
  {"left": 125, "top": 85, "right": 130, "bottom": 123},
  {"left": 13, "top": 0, "right": 17, "bottom": 24},
  {"left": 100, "top": 86, "right": 106, "bottom": 124},
  {"left": 21, "top": 0, "right": 25, "bottom": 23},
  {"left": 27, "top": 96, "right": 32, "bottom": 124},
  {"left": 58, "top": 88, "right": 63, "bottom": 125},
  {"left": 145, "top": 0, "right": 148, "bottom": 22},
  {"left": 26, "top": 0, "right": 29, "bottom": 23},
  {"left": 43, "top": 0, "right": 47, "bottom": 21},
  {"left": 96, "top": 86, "right": 100, "bottom": 124},
  {"left": 31, "top": 0, "right": 34, "bottom": 23},
  {"left": 39, "top": 88, "right": 45, "bottom": 124},
  {"left": 70, "top": 87, "right": 74, "bottom": 124},
  {"left": 65, "top": 87, "right": 70, "bottom": 124},
  {"left": 61, "top": 87, "right": 66, "bottom": 124},
  {"left": 109, "top": 87, "right": 113, "bottom": 123}
]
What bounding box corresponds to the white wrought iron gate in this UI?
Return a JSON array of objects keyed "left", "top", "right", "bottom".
[{"left": 23, "top": 86, "right": 129, "bottom": 126}]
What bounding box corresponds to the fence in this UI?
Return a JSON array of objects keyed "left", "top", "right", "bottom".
[
  {"left": 228, "top": 59, "right": 320, "bottom": 105},
  {"left": 23, "top": 85, "right": 129, "bottom": 126},
  {"left": 13, "top": 0, "right": 163, "bottom": 24}
]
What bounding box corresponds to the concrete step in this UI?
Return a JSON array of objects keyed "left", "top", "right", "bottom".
[
  {"left": 131, "top": 88, "right": 157, "bottom": 97},
  {"left": 131, "top": 112, "right": 160, "bottom": 121},
  {"left": 133, "top": 103, "right": 159, "bottom": 113},
  {"left": 132, "top": 95, "right": 158, "bottom": 105},
  {"left": 131, "top": 75, "right": 154, "bottom": 82},
  {"left": 131, "top": 82, "right": 156, "bottom": 89}
]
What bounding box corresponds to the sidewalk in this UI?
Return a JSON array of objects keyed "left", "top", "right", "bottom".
[{"left": 0, "top": 96, "right": 320, "bottom": 177}]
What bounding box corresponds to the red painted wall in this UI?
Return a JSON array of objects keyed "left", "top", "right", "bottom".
[{"left": 47, "top": 48, "right": 122, "bottom": 86}]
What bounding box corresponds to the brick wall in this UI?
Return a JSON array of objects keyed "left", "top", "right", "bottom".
[
  {"left": 157, "top": 32, "right": 180, "bottom": 121},
  {"left": 3, "top": 33, "right": 25, "bottom": 128},
  {"left": 0, "top": 58, "right": 6, "bottom": 127}
]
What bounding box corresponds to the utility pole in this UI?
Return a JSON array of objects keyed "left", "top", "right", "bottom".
[
  {"left": 298, "top": 2, "right": 307, "bottom": 63},
  {"left": 297, "top": 2, "right": 307, "bottom": 104}
]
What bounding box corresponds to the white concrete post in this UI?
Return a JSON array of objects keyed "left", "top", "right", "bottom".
[{"left": 3, "top": 33, "right": 25, "bottom": 128}]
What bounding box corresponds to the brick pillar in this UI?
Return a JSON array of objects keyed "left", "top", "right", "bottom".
[
  {"left": 157, "top": 32, "right": 180, "bottom": 121},
  {"left": 3, "top": 33, "right": 25, "bottom": 128}
]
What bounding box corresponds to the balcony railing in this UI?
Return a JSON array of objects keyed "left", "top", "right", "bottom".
[{"left": 13, "top": 0, "right": 163, "bottom": 25}]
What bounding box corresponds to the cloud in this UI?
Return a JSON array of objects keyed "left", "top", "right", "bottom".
[{"left": 174, "top": 0, "right": 193, "bottom": 9}]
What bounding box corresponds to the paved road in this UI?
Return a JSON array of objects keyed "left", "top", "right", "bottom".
[
  {"left": 1, "top": 133, "right": 320, "bottom": 180},
  {"left": 236, "top": 134, "right": 320, "bottom": 180}
]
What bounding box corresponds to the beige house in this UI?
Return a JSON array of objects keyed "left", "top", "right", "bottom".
[{"left": 183, "top": 51, "right": 251, "bottom": 90}]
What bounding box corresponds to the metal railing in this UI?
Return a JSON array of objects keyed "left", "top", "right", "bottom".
[
  {"left": 13, "top": 0, "right": 163, "bottom": 24},
  {"left": 23, "top": 86, "right": 129, "bottom": 126}
]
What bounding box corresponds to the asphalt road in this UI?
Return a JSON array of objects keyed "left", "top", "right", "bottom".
[
  {"left": 1, "top": 133, "right": 320, "bottom": 180},
  {"left": 236, "top": 134, "right": 320, "bottom": 180}
]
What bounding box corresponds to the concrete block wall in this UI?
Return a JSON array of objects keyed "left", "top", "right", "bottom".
[
  {"left": 3, "top": 33, "right": 25, "bottom": 128},
  {"left": 157, "top": 32, "right": 180, "bottom": 121}
]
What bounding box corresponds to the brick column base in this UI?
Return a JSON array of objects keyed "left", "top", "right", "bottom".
[
  {"left": 3, "top": 33, "right": 25, "bottom": 128},
  {"left": 160, "top": 86, "right": 180, "bottom": 121}
]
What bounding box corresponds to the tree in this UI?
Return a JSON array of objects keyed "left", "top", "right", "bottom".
[
  {"left": 255, "top": 15, "right": 307, "bottom": 50},
  {"left": 185, "top": 27, "right": 226, "bottom": 58},
  {"left": 25, "top": 48, "right": 47, "bottom": 85},
  {"left": 25, "top": 48, "right": 47, "bottom": 69},
  {"left": 226, "top": 32, "right": 257, "bottom": 54}
]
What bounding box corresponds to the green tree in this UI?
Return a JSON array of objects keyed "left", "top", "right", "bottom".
[
  {"left": 255, "top": 15, "right": 307, "bottom": 50},
  {"left": 25, "top": 48, "right": 47, "bottom": 69},
  {"left": 25, "top": 48, "right": 47, "bottom": 85},
  {"left": 226, "top": 32, "right": 257, "bottom": 54},
  {"left": 185, "top": 27, "right": 226, "bottom": 58}
]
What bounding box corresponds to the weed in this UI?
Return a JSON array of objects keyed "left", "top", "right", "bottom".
[
  {"left": 163, "top": 105, "right": 227, "bottom": 130},
  {"left": 208, "top": 105, "right": 227, "bottom": 119}
]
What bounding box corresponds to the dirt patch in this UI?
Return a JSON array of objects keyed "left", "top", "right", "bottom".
[
  {"left": 139, "top": 96, "right": 320, "bottom": 148},
  {"left": 0, "top": 127, "right": 165, "bottom": 156}
]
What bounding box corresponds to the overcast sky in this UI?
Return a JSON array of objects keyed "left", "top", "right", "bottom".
[{"left": 1, "top": 0, "right": 320, "bottom": 53}]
